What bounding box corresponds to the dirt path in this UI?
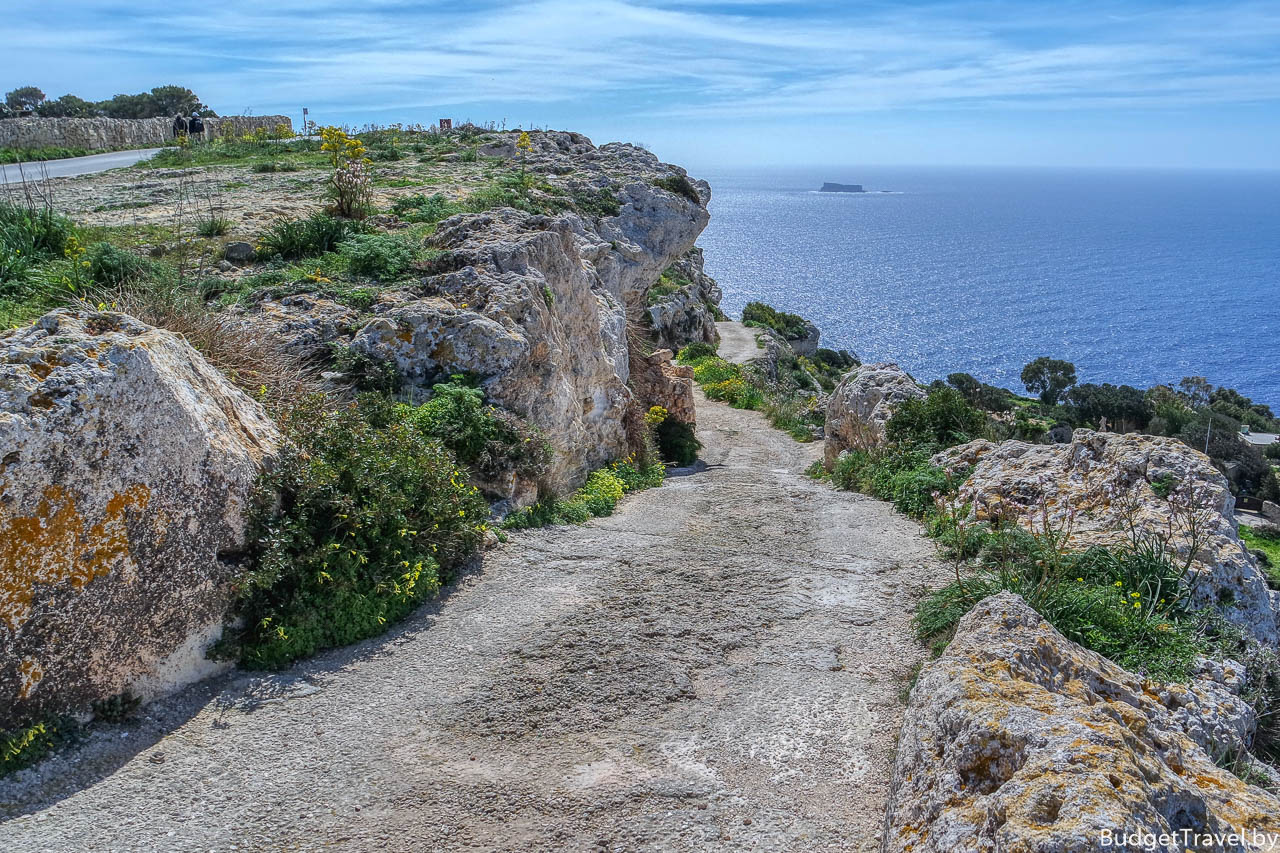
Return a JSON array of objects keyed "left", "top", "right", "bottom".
[
  {"left": 716, "top": 320, "right": 761, "bottom": 364},
  {"left": 0, "top": 335, "right": 944, "bottom": 852}
]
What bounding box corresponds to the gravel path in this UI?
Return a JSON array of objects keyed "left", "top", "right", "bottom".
[{"left": 0, "top": 335, "right": 944, "bottom": 852}]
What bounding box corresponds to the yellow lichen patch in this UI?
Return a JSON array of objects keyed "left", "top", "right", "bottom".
[
  {"left": 17, "top": 657, "right": 43, "bottom": 698},
  {"left": 0, "top": 484, "right": 150, "bottom": 631}
]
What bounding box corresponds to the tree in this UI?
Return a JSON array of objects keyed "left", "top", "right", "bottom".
[
  {"left": 1178, "top": 376, "right": 1213, "bottom": 409},
  {"left": 1020, "top": 357, "right": 1077, "bottom": 406},
  {"left": 37, "top": 94, "right": 97, "bottom": 118},
  {"left": 4, "top": 86, "right": 46, "bottom": 112},
  {"left": 1066, "top": 383, "right": 1151, "bottom": 432},
  {"left": 97, "top": 92, "right": 156, "bottom": 119},
  {"left": 147, "top": 85, "right": 213, "bottom": 117}
]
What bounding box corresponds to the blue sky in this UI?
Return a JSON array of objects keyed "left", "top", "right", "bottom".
[{"left": 6, "top": 1, "right": 1280, "bottom": 170}]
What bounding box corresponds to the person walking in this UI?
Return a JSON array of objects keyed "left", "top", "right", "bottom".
[
  {"left": 172, "top": 114, "right": 188, "bottom": 139},
  {"left": 187, "top": 112, "right": 205, "bottom": 139}
]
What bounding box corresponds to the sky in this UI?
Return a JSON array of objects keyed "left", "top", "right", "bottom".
[{"left": 5, "top": 0, "right": 1280, "bottom": 171}]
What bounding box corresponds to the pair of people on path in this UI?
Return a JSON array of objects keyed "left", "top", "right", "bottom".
[{"left": 172, "top": 113, "right": 205, "bottom": 139}]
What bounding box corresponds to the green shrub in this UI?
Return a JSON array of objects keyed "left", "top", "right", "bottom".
[
  {"left": 0, "top": 201, "right": 73, "bottom": 285},
  {"left": 389, "top": 193, "right": 462, "bottom": 225},
  {"left": 653, "top": 174, "right": 701, "bottom": 205},
  {"left": 885, "top": 387, "right": 986, "bottom": 451},
  {"left": 86, "top": 241, "right": 155, "bottom": 287},
  {"left": 504, "top": 468, "right": 630, "bottom": 530},
  {"left": 611, "top": 457, "right": 666, "bottom": 492},
  {"left": 338, "top": 233, "right": 414, "bottom": 279},
  {"left": 831, "top": 448, "right": 951, "bottom": 518},
  {"left": 1, "top": 717, "right": 80, "bottom": 778},
  {"left": 329, "top": 344, "right": 402, "bottom": 394},
  {"left": 219, "top": 393, "right": 490, "bottom": 670},
  {"left": 571, "top": 187, "right": 622, "bottom": 218},
  {"left": 655, "top": 418, "right": 701, "bottom": 466},
  {"left": 741, "top": 301, "right": 810, "bottom": 341},
  {"left": 195, "top": 214, "right": 231, "bottom": 238},
  {"left": 915, "top": 528, "right": 1205, "bottom": 681},
  {"left": 257, "top": 213, "right": 367, "bottom": 260},
  {"left": 400, "top": 378, "right": 551, "bottom": 482},
  {"left": 676, "top": 341, "right": 718, "bottom": 362}
]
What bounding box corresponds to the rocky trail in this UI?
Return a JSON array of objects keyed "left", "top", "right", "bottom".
[{"left": 1, "top": 325, "right": 946, "bottom": 852}]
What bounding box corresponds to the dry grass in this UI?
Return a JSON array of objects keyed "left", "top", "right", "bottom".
[{"left": 107, "top": 284, "right": 328, "bottom": 405}]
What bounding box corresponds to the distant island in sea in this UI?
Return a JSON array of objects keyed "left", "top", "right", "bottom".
[{"left": 820, "top": 182, "right": 864, "bottom": 193}]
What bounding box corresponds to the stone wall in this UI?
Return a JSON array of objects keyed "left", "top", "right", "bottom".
[{"left": 0, "top": 115, "right": 293, "bottom": 151}]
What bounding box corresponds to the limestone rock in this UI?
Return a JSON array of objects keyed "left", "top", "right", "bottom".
[
  {"left": 1263, "top": 500, "right": 1280, "bottom": 524},
  {"left": 884, "top": 593, "right": 1280, "bottom": 853},
  {"left": 230, "top": 294, "right": 360, "bottom": 360},
  {"left": 823, "top": 363, "right": 924, "bottom": 465},
  {"left": 0, "top": 310, "right": 281, "bottom": 727},
  {"left": 933, "top": 430, "right": 1280, "bottom": 643},
  {"left": 629, "top": 349, "right": 696, "bottom": 426},
  {"left": 644, "top": 247, "right": 722, "bottom": 352},
  {"left": 787, "top": 319, "right": 821, "bottom": 358},
  {"left": 341, "top": 136, "right": 710, "bottom": 492}
]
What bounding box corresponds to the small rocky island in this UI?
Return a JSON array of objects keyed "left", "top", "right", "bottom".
[{"left": 819, "top": 182, "right": 864, "bottom": 193}]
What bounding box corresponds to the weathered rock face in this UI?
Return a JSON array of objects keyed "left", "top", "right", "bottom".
[
  {"left": 933, "top": 430, "right": 1280, "bottom": 644},
  {"left": 884, "top": 593, "right": 1280, "bottom": 853},
  {"left": 823, "top": 363, "right": 924, "bottom": 466},
  {"left": 787, "top": 319, "right": 821, "bottom": 358},
  {"left": 645, "top": 247, "right": 722, "bottom": 352},
  {"left": 229, "top": 293, "right": 360, "bottom": 360},
  {"left": 629, "top": 349, "right": 696, "bottom": 427},
  {"left": 340, "top": 136, "right": 711, "bottom": 491},
  {"left": 0, "top": 310, "right": 281, "bottom": 727},
  {"left": 0, "top": 115, "right": 291, "bottom": 151}
]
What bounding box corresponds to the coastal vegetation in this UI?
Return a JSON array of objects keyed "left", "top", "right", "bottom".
[{"left": 1, "top": 84, "right": 215, "bottom": 119}]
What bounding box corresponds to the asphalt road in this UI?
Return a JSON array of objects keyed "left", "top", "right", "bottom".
[{"left": 0, "top": 147, "right": 161, "bottom": 183}]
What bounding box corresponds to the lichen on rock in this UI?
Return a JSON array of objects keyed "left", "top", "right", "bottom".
[
  {"left": 0, "top": 309, "right": 281, "bottom": 726},
  {"left": 823, "top": 362, "right": 925, "bottom": 466},
  {"left": 933, "top": 429, "right": 1280, "bottom": 644},
  {"left": 884, "top": 592, "right": 1280, "bottom": 852}
]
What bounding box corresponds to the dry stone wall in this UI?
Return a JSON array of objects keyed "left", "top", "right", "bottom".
[{"left": 0, "top": 115, "right": 292, "bottom": 150}]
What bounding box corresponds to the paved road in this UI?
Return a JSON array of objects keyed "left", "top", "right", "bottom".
[
  {"left": 0, "top": 331, "right": 946, "bottom": 851},
  {"left": 0, "top": 148, "right": 161, "bottom": 183}
]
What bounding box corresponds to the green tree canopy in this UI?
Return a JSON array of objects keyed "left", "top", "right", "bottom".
[
  {"left": 1020, "top": 357, "right": 1078, "bottom": 406},
  {"left": 36, "top": 94, "right": 97, "bottom": 118},
  {"left": 4, "top": 86, "right": 45, "bottom": 111}
]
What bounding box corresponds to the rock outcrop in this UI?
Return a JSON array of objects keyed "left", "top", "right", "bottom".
[
  {"left": 933, "top": 430, "right": 1280, "bottom": 644},
  {"left": 629, "top": 349, "right": 696, "bottom": 427},
  {"left": 0, "top": 115, "right": 291, "bottom": 151},
  {"left": 884, "top": 593, "right": 1280, "bottom": 853},
  {"left": 823, "top": 363, "right": 924, "bottom": 466},
  {"left": 254, "top": 133, "right": 715, "bottom": 492},
  {"left": 644, "top": 247, "right": 722, "bottom": 353},
  {"left": 0, "top": 310, "right": 281, "bottom": 727}
]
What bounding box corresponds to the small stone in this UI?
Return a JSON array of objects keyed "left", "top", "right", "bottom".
[{"left": 222, "top": 241, "right": 254, "bottom": 263}]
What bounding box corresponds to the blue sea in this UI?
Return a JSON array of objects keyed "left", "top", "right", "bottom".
[{"left": 697, "top": 166, "right": 1280, "bottom": 408}]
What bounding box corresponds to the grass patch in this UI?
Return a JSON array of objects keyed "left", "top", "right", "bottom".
[
  {"left": 257, "top": 212, "right": 368, "bottom": 260},
  {"left": 1240, "top": 524, "right": 1280, "bottom": 589}
]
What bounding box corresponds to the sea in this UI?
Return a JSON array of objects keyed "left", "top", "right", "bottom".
[{"left": 696, "top": 166, "right": 1280, "bottom": 408}]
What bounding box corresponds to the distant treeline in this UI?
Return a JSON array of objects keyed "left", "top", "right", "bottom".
[{"left": 0, "top": 85, "right": 216, "bottom": 120}]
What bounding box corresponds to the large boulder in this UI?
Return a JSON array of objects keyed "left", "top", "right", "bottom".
[
  {"left": 823, "top": 363, "right": 924, "bottom": 466},
  {"left": 933, "top": 430, "right": 1280, "bottom": 644},
  {"left": 0, "top": 310, "right": 281, "bottom": 727},
  {"left": 884, "top": 593, "right": 1280, "bottom": 853}
]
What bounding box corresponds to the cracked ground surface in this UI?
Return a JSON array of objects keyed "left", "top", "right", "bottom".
[{"left": 1, "top": 325, "right": 945, "bottom": 852}]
